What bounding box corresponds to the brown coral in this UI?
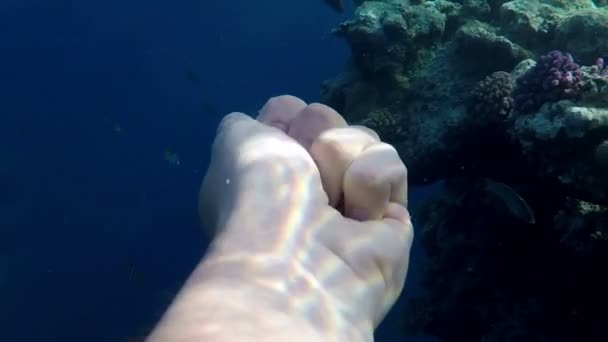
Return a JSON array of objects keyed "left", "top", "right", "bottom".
[{"left": 469, "top": 71, "right": 514, "bottom": 118}]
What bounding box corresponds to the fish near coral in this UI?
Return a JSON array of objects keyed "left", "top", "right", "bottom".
[
  {"left": 594, "top": 140, "right": 608, "bottom": 168},
  {"left": 324, "top": 0, "right": 344, "bottom": 13},
  {"left": 483, "top": 178, "right": 535, "bottom": 224}
]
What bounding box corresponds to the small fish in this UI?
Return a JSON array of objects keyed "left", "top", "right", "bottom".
[
  {"left": 483, "top": 178, "right": 535, "bottom": 224},
  {"left": 164, "top": 148, "right": 180, "bottom": 166},
  {"left": 324, "top": 0, "right": 344, "bottom": 13},
  {"left": 113, "top": 123, "right": 122, "bottom": 134},
  {"left": 128, "top": 263, "right": 142, "bottom": 283}
]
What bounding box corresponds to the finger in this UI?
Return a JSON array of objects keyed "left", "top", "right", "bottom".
[
  {"left": 373, "top": 204, "right": 414, "bottom": 324},
  {"left": 349, "top": 125, "right": 380, "bottom": 141},
  {"left": 256, "top": 95, "right": 307, "bottom": 133},
  {"left": 206, "top": 112, "right": 261, "bottom": 181},
  {"left": 355, "top": 205, "right": 414, "bottom": 324},
  {"left": 200, "top": 112, "right": 323, "bottom": 233},
  {"left": 200, "top": 112, "right": 263, "bottom": 230},
  {"left": 343, "top": 142, "right": 407, "bottom": 221},
  {"left": 382, "top": 202, "right": 410, "bottom": 226},
  {"left": 346, "top": 126, "right": 407, "bottom": 207},
  {"left": 213, "top": 112, "right": 277, "bottom": 155},
  {"left": 310, "top": 126, "right": 379, "bottom": 206},
  {"left": 287, "top": 102, "right": 348, "bottom": 151},
  {"left": 215, "top": 112, "right": 325, "bottom": 178},
  {"left": 316, "top": 204, "right": 414, "bottom": 325}
]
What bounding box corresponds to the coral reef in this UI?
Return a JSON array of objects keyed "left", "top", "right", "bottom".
[
  {"left": 513, "top": 50, "right": 583, "bottom": 114},
  {"left": 453, "top": 20, "right": 531, "bottom": 73},
  {"left": 321, "top": 0, "right": 608, "bottom": 340},
  {"left": 469, "top": 71, "right": 513, "bottom": 118}
]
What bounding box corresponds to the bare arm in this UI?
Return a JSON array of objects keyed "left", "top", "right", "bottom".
[
  {"left": 147, "top": 272, "right": 329, "bottom": 342},
  {"left": 146, "top": 237, "right": 372, "bottom": 342},
  {"left": 148, "top": 101, "right": 412, "bottom": 342}
]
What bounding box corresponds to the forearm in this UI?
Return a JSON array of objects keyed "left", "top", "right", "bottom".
[
  {"left": 147, "top": 276, "right": 326, "bottom": 342},
  {"left": 147, "top": 243, "right": 373, "bottom": 342}
]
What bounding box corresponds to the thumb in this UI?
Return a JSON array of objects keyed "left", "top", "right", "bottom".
[
  {"left": 343, "top": 142, "right": 408, "bottom": 221},
  {"left": 309, "top": 127, "right": 378, "bottom": 208},
  {"left": 310, "top": 126, "right": 408, "bottom": 221}
]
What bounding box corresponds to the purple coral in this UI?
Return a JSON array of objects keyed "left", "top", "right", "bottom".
[{"left": 513, "top": 50, "right": 584, "bottom": 114}]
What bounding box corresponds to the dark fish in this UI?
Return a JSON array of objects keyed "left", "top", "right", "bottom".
[
  {"left": 483, "top": 178, "right": 535, "bottom": 224},
  {"left": 128, "top": 263, "right": 143, "bottom": 284},
  {"left": 324, "top": 0, "right": 344, "bottom": 13}
]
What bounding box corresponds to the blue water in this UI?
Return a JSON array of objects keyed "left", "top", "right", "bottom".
[{"left": 1, "top": 1, "right": 434, "bottom": 341}]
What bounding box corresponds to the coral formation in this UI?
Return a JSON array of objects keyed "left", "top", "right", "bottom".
[
  {"left": 321, "top": 0, "right": 608, "bottom": 340},
  {"left": 454, "top": 20, "right": 531, "bottom": 73},
  {"left": 513, "top": 50, "right": 583, "bottom": 114},
  {"left": 469, "top": 71, "right": 513, "bottom": 118}
]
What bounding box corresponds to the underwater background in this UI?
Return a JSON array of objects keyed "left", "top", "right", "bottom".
[
  {"left": 4, "top": 0, "right": 608, "bottom": 341},
  {"left": 0, "top": 1, "right": 433, "bottom": 341}
]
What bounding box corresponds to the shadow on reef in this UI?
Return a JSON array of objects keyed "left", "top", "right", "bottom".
[
  {"left": 321, "top": 0, "right": 608, "bottom": 340},
  {"left": 406, "top": 180, "right": 608, "bottom": 341}
]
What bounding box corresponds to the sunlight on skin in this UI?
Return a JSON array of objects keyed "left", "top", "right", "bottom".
[
  {"left": 287, "top": 102, "right": 348, "bottom": 151},
  {"left": 257, "top": 94, "right": 307, "bottom": 131},
  {"left": 147, "top": 95, "right": 413, "bottom": 342}
]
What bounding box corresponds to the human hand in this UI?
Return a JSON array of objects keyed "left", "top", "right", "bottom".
[
  {"left": 201, "top": 94, "right": 412, "bottom": 329},
  {"left": 149, "top": 95, "right": 413, "bottom": 342}
]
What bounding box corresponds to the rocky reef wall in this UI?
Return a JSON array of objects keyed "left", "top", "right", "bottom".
[{"left": 322, "top": 1, "right": 608, "bottom": 340}]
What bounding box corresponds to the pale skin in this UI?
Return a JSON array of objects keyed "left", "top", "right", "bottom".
[{"left": 146, "top": 95, "right": 414, "bottom": 342}]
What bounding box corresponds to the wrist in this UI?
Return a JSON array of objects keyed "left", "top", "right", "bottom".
[
  {"left": 172, "top": 221, "right": 373, "bottom": 342},
  {"left": 183, "top": 229, "right": 374, "bottom": 342},
  {"left": 150, "top": 252, "right": 373, "bottom": 342},
  {"left": 148, "top": 274, "right": 326, "bottom": 342}
]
